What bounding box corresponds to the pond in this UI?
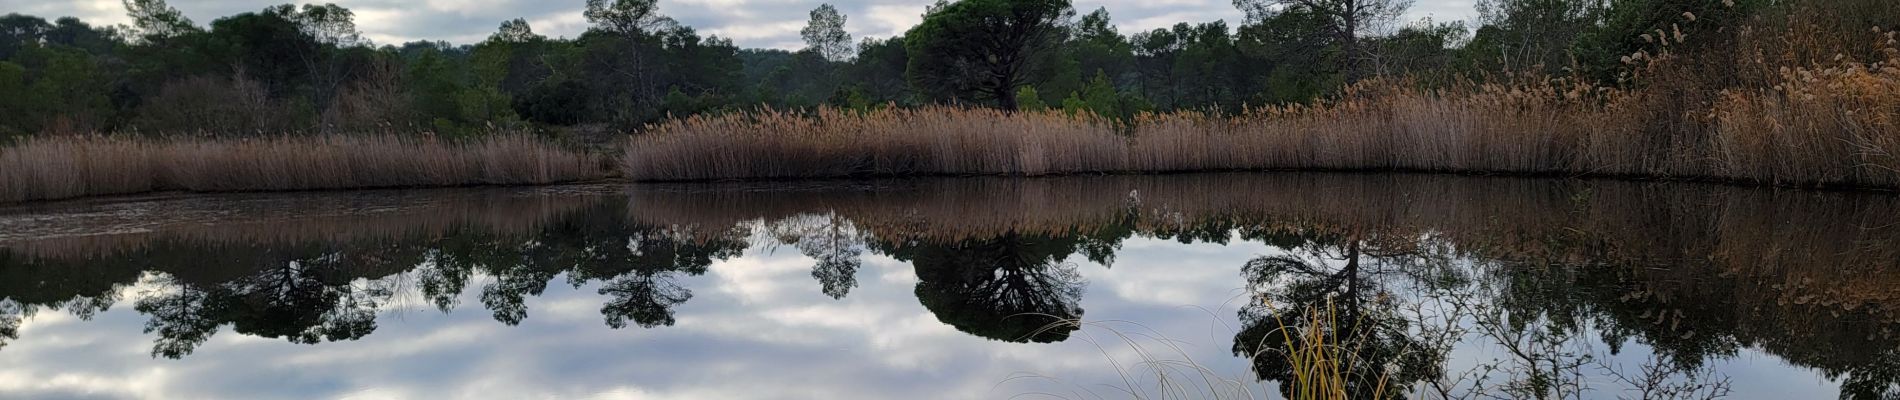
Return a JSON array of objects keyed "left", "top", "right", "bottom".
[{"left": 1, "top": 173, "right": 1896, "bottom": 399}]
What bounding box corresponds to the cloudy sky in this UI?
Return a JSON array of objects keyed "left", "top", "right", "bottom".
[{"left": 6, "top": 0, "right": 1478, "bottom": 49}]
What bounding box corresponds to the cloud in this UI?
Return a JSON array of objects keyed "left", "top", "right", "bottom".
[{"left": 5, "top": 0, "right": 1478, "bottom": 49}]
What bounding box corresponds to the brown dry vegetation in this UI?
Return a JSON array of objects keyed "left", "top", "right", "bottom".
[
  {"left": 0, "top": 134, "right": 608, "bottom": 203},
  {"left": 622, "top": 12, "right": 1900, "bottom": 189}
]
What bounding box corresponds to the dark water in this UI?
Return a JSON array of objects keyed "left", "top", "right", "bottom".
[{"left": 2, "top": 174, "right": 1897, "bottom": 399}]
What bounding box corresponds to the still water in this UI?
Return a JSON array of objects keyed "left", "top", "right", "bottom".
[{"left": 1, "top": 173, "right": 1895, "bottom": 399}]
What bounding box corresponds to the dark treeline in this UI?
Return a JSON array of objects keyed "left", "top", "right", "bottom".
[{"left": 4, "top": 0, "right": 1869, "bottom": 138}]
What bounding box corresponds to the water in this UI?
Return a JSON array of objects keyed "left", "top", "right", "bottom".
[{"left": 1, "top": 173, "right": 1895, "bottom": 399}]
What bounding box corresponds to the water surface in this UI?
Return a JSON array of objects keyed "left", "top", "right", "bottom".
[{"left": 2, "top": 174, "right": 1897, "bottom": 399}]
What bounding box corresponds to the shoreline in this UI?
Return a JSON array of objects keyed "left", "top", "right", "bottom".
[
  {"left": 0, "top": 178, "right": 632, "bottom": 209},
  {"left": 7, "top": 168, "right": 1897, "bottom": 209},
  {"left": 626, "top": 167, "right": 1900, "bottom": 194}
]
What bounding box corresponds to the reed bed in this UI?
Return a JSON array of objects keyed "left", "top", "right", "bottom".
[
  {"left": 623, "top": 26, "right": 1900, "bottom": 189},
  {"left": 622, "top": 107, "right": 1130, "bottom": 180},
  {"left": 0, "top": 134, "right": 607, "bottom": 203}
]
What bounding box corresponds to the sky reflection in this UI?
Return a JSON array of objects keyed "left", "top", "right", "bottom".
[{"left": 0, "top": 174, "right": 1893, "bottom": 399}]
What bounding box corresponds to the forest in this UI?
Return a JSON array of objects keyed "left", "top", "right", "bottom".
[
  {"left": 3, "top": 0, "right": 1899, "bottom": 202},
  {"left": 1, "top": 0, "right": 1476, "bottom": 136}
]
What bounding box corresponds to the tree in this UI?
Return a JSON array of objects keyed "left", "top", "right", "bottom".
[
  {"left": 265, "top": 3, "right": 363, "bottom": 46},
  {"left": 585, "top": 0, "right": 668, "bottom": 35},
  {"left": 1016, "top": 86, "right": 1047, "bottom": 111},
  {"left": 123, "top": 0, "right": 197, "bottom": 41},
  {"left": 905, "top": 0, "right": 1074, "bottom": 110},
  {"left": 850, "top": 36, "right": 911, "bottom": 104},
  {"left": 1464, "top": 0, "right": 1597, "bottom": 73},
  {"left": 0, "top": 62, "right": 27, "bottom": 135},
  {"left": 14, "top": 45, "right": 114, "bottom": 132},
  {"left": 1080, "top": 70, "right": 1119, "bottom": 118},
  {"left": 1068, "top": 8, "right": 1135, "bottom": 89},
  {"left": 1365, "top": 18, "right": 1466, "bottom": 78},
  {"left": 491, "top": 18, "right": 543, "bottom": 43},
  {"left": 1133, "top": 21, "right": 1251, "bottom": 111},
  {"left": 1234, "top": 0, "right": 1412, "bottom": 82},
  {"left": 801, "top": 4, "right": 853, "bottom": 62},
  {"left": 1236, "top": 6, "right": 1342, "bottom": 104}
]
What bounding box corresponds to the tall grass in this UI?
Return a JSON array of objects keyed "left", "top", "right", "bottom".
[
  {"left": 0, "top": 134, "right": 606, "bottom": 203},
  {"left": 621, "top": 107, "right": 1130, "bottom": 180},
  {"left": 622, "top": 12, "right": 1900, "bottom": 189},
  {"left": 621, "top": 66, "right": 1897, "bottom": 187},
  {"left": 1248, "top": 300, "right": 1394, "bottom": 400}
]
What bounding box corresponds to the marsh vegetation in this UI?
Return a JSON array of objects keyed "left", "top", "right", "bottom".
[{"left": 4, "top": 0, "right": 1899, "bottom": 201}]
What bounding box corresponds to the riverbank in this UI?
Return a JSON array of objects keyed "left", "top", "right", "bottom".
[
  {"left": 0, "top": 134, "right": 609, "bottom": 203},
  {"left": 620, "top": 64, "right": 1900, "bottom": 188},
  {"left": 7, "top": 54, "right": 1898, "bottom": 204}
]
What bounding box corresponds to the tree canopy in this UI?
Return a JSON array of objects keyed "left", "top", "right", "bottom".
[{"left": 0, "top": 0, "right": 1874, "bottom": 137}]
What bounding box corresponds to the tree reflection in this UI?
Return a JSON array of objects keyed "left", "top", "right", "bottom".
[
  {"left": 1231, "top": 229, "right": 1446, "bottom": 398},
  {"left": 768, "top": 212, "right": 866, "bottom": 299},
  {"left": 0, "top": 200, "right": 756, "bottom": 358},
  {"left": 881, "top": 232, "right": 1089, "bottom": 343},
  {"left": 425, "top": 205, "right": 747, "bottom": 329},
  {"left": 0, "top": 300, "right": 20, "bottom": 350},
  {"left": 571, "top": 225, "right": 744, "bottom": 329},
  {"left": 130, "top": 244, "right": 414, "bottom": 358}
]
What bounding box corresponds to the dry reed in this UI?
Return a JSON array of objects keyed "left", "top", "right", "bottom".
[
  {"left": 0, "top": 134, "right": 607, "bottom": 203},
  {"left": 622, "top": 13, "right": 1900, "bottom": 189}
]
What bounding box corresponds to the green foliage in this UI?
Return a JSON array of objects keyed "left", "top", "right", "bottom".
[
  {"left": 905, "top": 0, "right": 1075, "bottom": 110},
  {"left": 585, "top": 0, "right": 666, "bottom": 35},
  {"left": 0, "top": 0, "right": 1859, "bottom": 136},
  {"left": 800, "top": 4, "right": 852, "bottom": 62},
  {"left": 1081, "top": 71, "right": 1120, "bottom": 118},
  {"left": 12, "top": 44, "right": 114, "bottom": 131},
  {"left": 1571, "top": 0, "right": 1766, "bottom": 80},
  {"left": 0, "top": 61, "right": 26, "bottom": 135},
  {"left": 1060, "top": 91, "right": 1088, "bottom": 116},
  {"left": 661, "top": 86, "right": 721, "bottom": 117},
  {"left": 826, "top": 86, "right": 876, "bottom": 112},
  {"left": 1236, "top": 7, "right": 1342, "bottom": 105},
  {"left": 123, "top": 0, "right": 198, "bottom": 41},
  {"left": 850, "top": 36, "right": 910, "bottom": 105},
  {"left": 1465, "top": 0, "right": 1596, "bottom": 74},
  {"left": 1070, "top": 8, "right": 1135, "bottom": 88},
  {"left": 1016, "top": 86, "right": 1048, "bottom": 112},
  {"left": 1368, "top": 19, "right": 1469, "bottom": 81}
]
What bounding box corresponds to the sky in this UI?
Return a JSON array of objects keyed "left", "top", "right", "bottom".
[{"left": 3, "top": 0, "right": 1478, "bottom": 50}]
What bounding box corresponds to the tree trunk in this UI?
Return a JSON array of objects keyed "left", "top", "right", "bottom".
[
  {"left": 1342, "top": 11, "right": 1361, "bottom": 83},
  {"left": 995, "top": 83, "right": 1019, "bottom": 111}
]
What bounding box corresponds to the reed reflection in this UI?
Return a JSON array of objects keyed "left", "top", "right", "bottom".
[{"left": 3, "top": 174, "right": 1900, "bottom": 398}]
